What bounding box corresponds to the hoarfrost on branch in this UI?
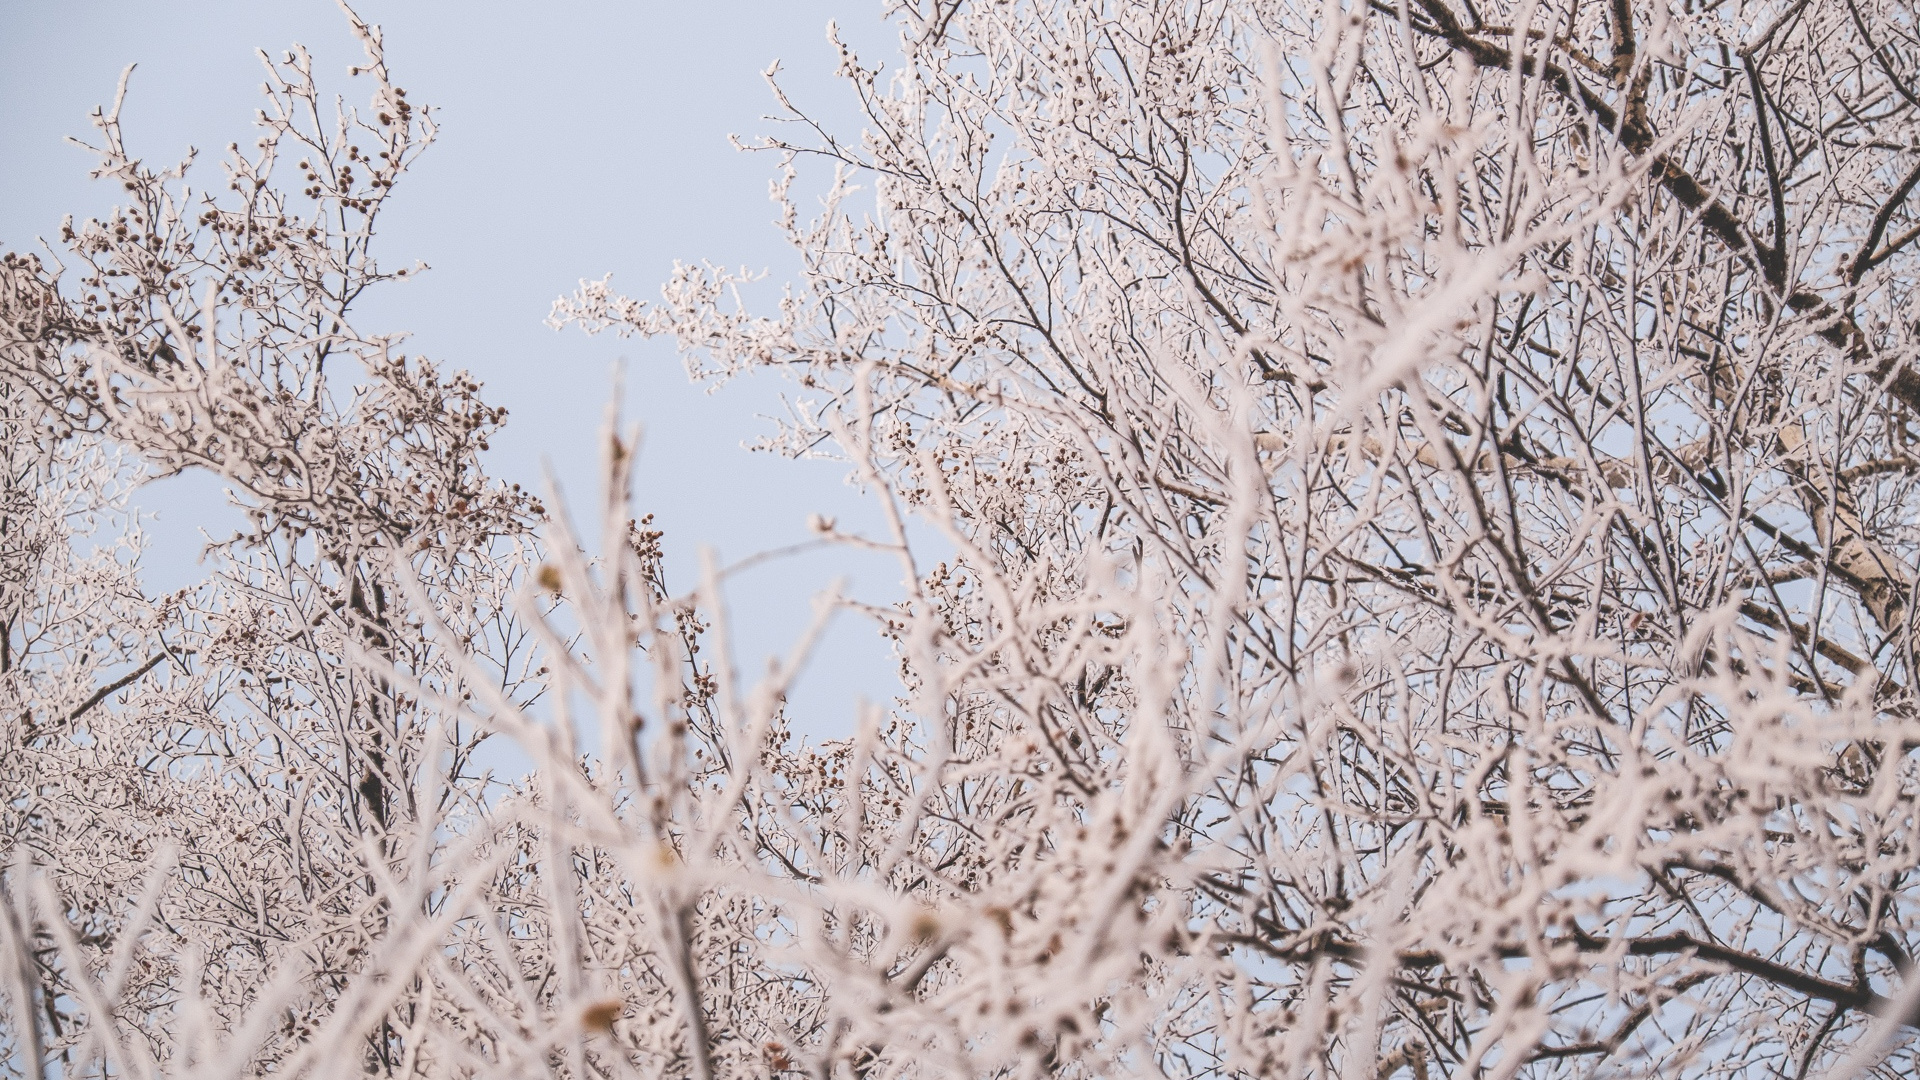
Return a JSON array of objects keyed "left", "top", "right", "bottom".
[{"left": 5, "top": 2, "right": 1920, "bottom": 1078}]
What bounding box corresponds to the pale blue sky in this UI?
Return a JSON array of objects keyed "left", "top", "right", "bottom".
[{"left": 1, "top": 1, "right": 907, "bottom": 727}]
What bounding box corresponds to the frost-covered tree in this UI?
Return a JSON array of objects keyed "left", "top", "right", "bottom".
[
  {"left": 7, "top": 1, "right": 1920, "bottom": 1078},
  {"left": 1, "top": 12, "right": 539, "bottom": 1075}
]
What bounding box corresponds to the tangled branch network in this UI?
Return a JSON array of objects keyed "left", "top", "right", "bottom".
[{"left": 5, "top": 2, "right": 1920, "bottom": 1077}]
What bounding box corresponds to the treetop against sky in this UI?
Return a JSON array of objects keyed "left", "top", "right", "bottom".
[{"left": 4, "top": 2, "right": 1920, "bottom": 1078}]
